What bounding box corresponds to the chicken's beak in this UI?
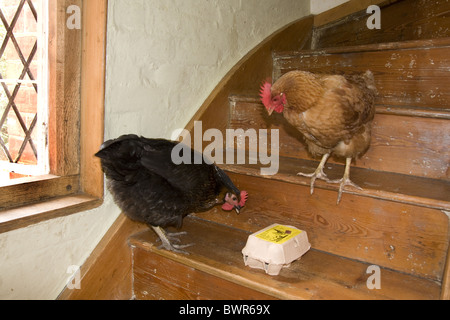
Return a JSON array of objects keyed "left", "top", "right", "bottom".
[
  {"left": 267, "top": 107, "right": 274, "bottom": 116},
  {"left": 234, "top": 205, "right": 242, "bottom": 215}
]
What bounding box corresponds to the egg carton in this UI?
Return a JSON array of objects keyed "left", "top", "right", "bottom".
[{"left": 242, "top": 224, "right": 311, "bottom": 276}]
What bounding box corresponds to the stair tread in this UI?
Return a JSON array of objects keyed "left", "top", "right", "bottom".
[
  {"left": 275, "top": 37, "right": 450, "bottom": 58},
  {"left": 129, "top": 217, "right": 441, "bottom": 300},
  {"left": 220, "top": 157, "right": 450, "bottom": 211}
]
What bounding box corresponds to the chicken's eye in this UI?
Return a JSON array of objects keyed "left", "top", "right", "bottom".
[{"left": 232, "top": 196, "right": 237, "bottom": 201}]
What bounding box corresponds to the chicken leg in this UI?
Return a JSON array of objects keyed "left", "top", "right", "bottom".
[
  {"left": 297, "top": 153, "right": 333, "bottom": 195},
  {"left": 328, "top": 157, "right": 362, "bottom": 204},
  {"left": 151, "top": 226, "right": 193, "bottom": 254}
]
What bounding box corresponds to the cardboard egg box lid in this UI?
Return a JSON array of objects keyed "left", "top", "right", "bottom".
[{"left": 242, "top": 224, "right": 311, "bottom": 276}]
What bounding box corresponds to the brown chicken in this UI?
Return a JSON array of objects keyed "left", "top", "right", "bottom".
[{"left": 260, "top": 70, "right": 377, "bottom": 203}]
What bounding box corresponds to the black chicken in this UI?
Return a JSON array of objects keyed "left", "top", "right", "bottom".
[{"left": 95, "top": 134, "right": 248, "bottom": 253}]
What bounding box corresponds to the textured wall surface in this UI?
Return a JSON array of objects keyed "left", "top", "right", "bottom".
[
  {"left": 310, "top": 0, "right": 349, "bottom": 14},
  {"left": 104, "top": 0, "right": 310, "bottom": 140}
]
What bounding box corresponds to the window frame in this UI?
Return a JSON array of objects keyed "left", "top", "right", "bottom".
[{"left": 0, "top": 0, "right": 106, "bottom": 233}]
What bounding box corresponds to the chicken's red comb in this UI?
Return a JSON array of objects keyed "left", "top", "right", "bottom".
[
  {"left": 260, "top": 81, "right": 272, "bottom": 109},
  {"left": 239, "top": 191, "right": 248, "bottom": 207}
]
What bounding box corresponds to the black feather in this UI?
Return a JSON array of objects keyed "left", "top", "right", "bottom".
[{"left": 95, "top": 135, "right": 241, "bottom": 229}]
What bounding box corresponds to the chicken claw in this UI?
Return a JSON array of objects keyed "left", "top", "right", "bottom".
[
  {"left": 151, "top": 226, "right": 194, "bottom": 254},
  {"left": 297, "top": 153, "right": 333, "bottom": 195},
  {"left": 327, "top": 158, "right": 362, "bottom": 204}
]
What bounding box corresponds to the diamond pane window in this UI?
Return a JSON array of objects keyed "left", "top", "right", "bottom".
[{"left": 0, "top": 0, "right": 48, "bottom": 182}]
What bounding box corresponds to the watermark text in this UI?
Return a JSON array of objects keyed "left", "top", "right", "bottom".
[{"left": 172, "top": 121, "right": 279, "bottom": 176}]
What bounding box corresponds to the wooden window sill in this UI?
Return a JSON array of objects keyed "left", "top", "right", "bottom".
[
  {"left": 0, "top": 1, "right": 107, "bottom": 234},
  {"left": 0, "top": 194, "right": 103, "bottom": 234}
]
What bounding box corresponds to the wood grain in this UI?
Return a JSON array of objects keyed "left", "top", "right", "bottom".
[
  {"left": 48, "top": 0, "right": 82, "bottom": 177},
  {"left": 442, "top": 238, "right": 450, "bottom": 300},
  {"left": 274, "top": 39, "right": 450, "bottom": 110},
  {"left": 313, "top": 0, "right": 396, "bottom": 27},
  {"left": 220, "top": 156, "right": 450, "bottom": 211},
  {"left": 80, "top": 0, "right": 107, "bottom": 198},
  {"left": 133, "top": 246, "right": 276, "bottom": 300},
  {"left": 229, "top": 96, "right": 450, "bottom": 180},
  {"left": 0, "top": 175, "right": 79, "bottom": 210},
  {"left": 130, "top": 217, "right": 441, "bottom": 300},
  {"left": 313, "top": 0, "right": 450, "bottom": 48},
  {"left": 196, "top": 170, "right": 449, "bottom": 282},
  {"left": 0, "top": 194, "right": 101, "bottom": 234}
]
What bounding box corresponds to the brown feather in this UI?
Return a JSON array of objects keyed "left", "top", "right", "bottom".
[{"left": 273, "top": 70, "right": 377, "bottom": 159}]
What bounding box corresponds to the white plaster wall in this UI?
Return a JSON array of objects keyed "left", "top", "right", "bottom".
[
  {"left": 310, "top": 0, "right": 349, "bottom": 14},
  {"left": 0, "top": 0, "right": 310, "bottom": 299},
  {"left": 105, "top": 0, "right": 310, "bottom": 140},
  {"left": 0, "top": 193, "right": 120, "bottom": 299}
]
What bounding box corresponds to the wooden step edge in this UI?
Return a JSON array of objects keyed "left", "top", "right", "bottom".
[
  {"left": 376, "top": 105, "right": 450, "bottom": 120},
  {"left": 273, "top": 37, "right": 450, "bottom": 59},
  {"left": 129, "top": 217, "right": 442, "bottom": 300},
  {"left": 219, "top": 159, "right": 450, "bottom": 212},
  {"left": 128, "top": 226, "right": 300, "bottom": 300},
  {"left": 229, "top": 95, "right": 450, "bottom": 120},
  {"left": 130, "top": 238, "right": 298, "bottom": 300}
]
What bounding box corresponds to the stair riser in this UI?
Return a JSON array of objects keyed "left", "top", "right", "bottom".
[
  {"left": 274, "top": 43, "right": 450, "bottom": 110},
  {"left": 313, "top": 0, "right": 450, "bottom": 48},
  {"left": 132, "top": 246, "right": 275, "bottom": 300},
  {"left": 196, "top": 172, "right": 449, "bottom": 282}
]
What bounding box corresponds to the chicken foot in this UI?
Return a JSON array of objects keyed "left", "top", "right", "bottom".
[
  {"left": 327, "top": 157, "right": 362, "bottom": 204},
  {"left": 297, "top": 153, "right": 333, "bottom": 195},
  {"left": 298, "top": 155, "right": 362, "bottom": 204},
  {"left": 151, "top": 226, "right": 193, "bottom": 254}
]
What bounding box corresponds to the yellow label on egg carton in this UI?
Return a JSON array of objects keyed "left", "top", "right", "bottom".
[{"left": 255, "top": 225, "right": 302, "bottom": 244}]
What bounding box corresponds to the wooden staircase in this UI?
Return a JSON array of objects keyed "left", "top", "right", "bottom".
[{"left": 128, "top": 1, "right": 450, "bottom": 300}]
